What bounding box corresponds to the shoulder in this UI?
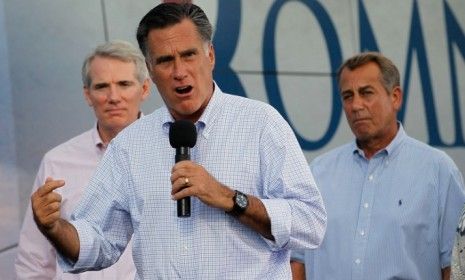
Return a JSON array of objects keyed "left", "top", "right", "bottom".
[
  {"left": 312, "top": 143, "right": 353, "bottom": 165},
  {"left": 43, "top": 129, "right": 93, "bottom": 162},
  {"left": 220, "top": 93, "right": 287, "bottom": 129},
  {"left": 112, "top": 108, "right": 165, "bottom": 144},
  {"left": 402, "top": 135, "right": 457, "bottom": 168},
  {"left": 222, "top": 93, "right": 277, "bottom": 113},
  {"left": 399, "top": 135, "right": 464, "bottom": 190},
  {"left": 309, "top": 143, "right": 354, "bottom": 176}
]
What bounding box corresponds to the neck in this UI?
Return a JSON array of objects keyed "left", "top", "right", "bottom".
[
  {"left": 97, "top": 126, "right": 119, "bottom": 146},
  {"left": 358, "top": 140, "right": 388, "bottom": 159},
  {"left": 358, "top": 123, "right": 399, "bottom": 159}
]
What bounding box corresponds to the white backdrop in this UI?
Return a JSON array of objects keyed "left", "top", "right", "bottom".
[{"left": 0, "top": 0, "right": 464, "bottom": 278}]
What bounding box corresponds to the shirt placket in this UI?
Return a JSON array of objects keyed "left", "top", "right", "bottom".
[
  {"left": 176, "top": 217, "right": 194, "bottom": 278},
  {"left": 178, "top": 141, "right": 199, "bottom": 279},
  {"left": 352, "top": 155, "right": 384, "bottom": 279}
]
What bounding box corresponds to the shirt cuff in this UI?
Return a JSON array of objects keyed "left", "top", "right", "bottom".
[
  {"left": 57, "top": 219, "right": 97, "bottom": 273},
  {"left": 291, "top": 249, "right": 305, "bottom": 263},
  {"left": 261, "top": 198, "right": 291, "bottom": 250}
]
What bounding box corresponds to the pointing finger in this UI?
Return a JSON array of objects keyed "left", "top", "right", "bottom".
[{"left": 37, "top": 179, "right": 65, "bottom": 197}]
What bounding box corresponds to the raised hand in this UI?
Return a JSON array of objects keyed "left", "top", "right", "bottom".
[{"left": 31, "top": 177, "right": 65, "bottom": 234}]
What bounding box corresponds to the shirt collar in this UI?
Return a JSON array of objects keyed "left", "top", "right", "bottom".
[
  {"left": 352, "top": 121, "right": 406, "bottom": 159},
  {"left": 161, "top": 81, "right": 223, "bottom": 139},
  {"left": 94, "top": 111, "right": 145, "bottom": 150},
  {"left": 91, "top": 123, "right": 105, "bottom": 151}
]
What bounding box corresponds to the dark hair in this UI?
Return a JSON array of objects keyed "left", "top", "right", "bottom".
[
  {"left": 136, "top": 2, "right": 212, "bottom": 58},
  {"left": 336, "top": 52, "right": 400, "bottom": 93}
]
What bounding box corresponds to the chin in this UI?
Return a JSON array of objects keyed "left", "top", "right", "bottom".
[
  {"left": 352, "top": 126, "right": 369, "bottom": 137},
  {"left": 178, "top": 106, "right": 200, "bottom": 118},
  {"left": 106, "top": 120, "right": 129, "bottom": 129},
  {"left": 355, "top": 131, "right": 374, "bottom": 141}
]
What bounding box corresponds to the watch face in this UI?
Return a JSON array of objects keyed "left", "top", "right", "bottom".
[{"left": 236, "top": 192, "right": 248, "bottom": 208}]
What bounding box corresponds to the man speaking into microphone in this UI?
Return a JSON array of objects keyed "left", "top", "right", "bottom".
[
  {"left": 170, "top": 119, "right": 197, "bottom": 217},
  {"left": 30, "top": 3, "right": 327, "bottom": 279}
]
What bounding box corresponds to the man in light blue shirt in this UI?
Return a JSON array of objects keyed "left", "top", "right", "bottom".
[
  {"left": 30, "top": 3, "right": 326, "bottom": 279},
  {"left": 291, "top": 52, "right": 465, "bottom": 280}
]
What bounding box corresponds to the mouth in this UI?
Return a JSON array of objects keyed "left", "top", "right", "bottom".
[
  {"left": 106, "top": 108, "right": 125, "bottom": 114},
  {"left": 352, "top": 118, "right": 371, "bottom": 125},
  {"left": 175, "top": 85, "right": 193, "bottom": 95}
]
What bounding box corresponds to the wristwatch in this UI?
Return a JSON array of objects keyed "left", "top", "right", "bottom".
[{"left": 228, "top": 190, "right": 249, "bottom": 216}]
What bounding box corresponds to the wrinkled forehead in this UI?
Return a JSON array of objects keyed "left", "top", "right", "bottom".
[
  {"left": 339, "top": 63, "right": 382, "bottom": 87},
  {"left": 146, "top": 20, "right": 207, "bottom": 57},
  {"left": 88, "top": 57, "right": 138, "bottom": 82}
]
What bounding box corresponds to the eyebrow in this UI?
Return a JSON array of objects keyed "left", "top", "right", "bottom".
[
  {"left": 155, "top": 55, "right": 173, "bottom": 65},
  {"left": 180, "top": 48, "right": 198, "bottom": 57},
  {"left": 93, "top": 82, "right": 109, "bottom": 89},
  {"left": 92, "top": 80, "right": 135, "bottom": 88},
  {"left": 154, "top": 48, "right": 199, "bottom": 65},
  {"left": 341, "top": 85, "right": 373, "bottom": 95},
  {"left": 358, "top": 85, "right": 374, "bottom": 92}
]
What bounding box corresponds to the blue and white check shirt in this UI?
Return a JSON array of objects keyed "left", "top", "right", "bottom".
[
  {"left": 293, "top": 124, "right": 465, "bottom": 280},
  {"left": 60, "top": 84, "right": 326, "bottom": 279}
]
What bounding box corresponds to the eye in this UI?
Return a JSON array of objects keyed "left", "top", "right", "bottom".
[
  {"left": 119, "top": 81, "right": 133, "bottom": 87},
  {"left": 361, "top": 90, "right": 374, "bottom": 96},
  {"left": 182, "top": 50, "right": 197, "bottom": 60},
  {"left": 341, "top": 92, "right": 352, "bottom": 101},
  {"left": 185, "top": 51, "right": 195, "bottom": 57},
  {"left": 360, "top": 87, "right": 374, "bottom": 96}
]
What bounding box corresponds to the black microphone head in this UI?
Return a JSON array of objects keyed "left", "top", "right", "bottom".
[{"left": 169, "top": 120, "right": 197, "bottom": 148}]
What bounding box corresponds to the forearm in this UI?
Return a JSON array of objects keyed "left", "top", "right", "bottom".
[
  {"left": 290, "top": 260, "right": 306, "bottom": 280},
  {"left": 172, "top": 162, "right": 274, "bottom": 240},
  {"left": 39, "top": 218, "right": 80, "bottom": 263},
  {"left": 442, "top": 266, "right": 450, "bottom": 280},
  {"left": 236, "top": 194, "right": 274, "bottom": 241}
]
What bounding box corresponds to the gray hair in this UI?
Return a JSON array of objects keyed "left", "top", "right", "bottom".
[
  {"left": 82, "top": 40, "right": 149, "bottom": 88},
  {"left": 337, "top": 52, "right": 400, "bottom": 93},
  {"left": 136, "top": 3, "right": 212, "bottom": 59}
]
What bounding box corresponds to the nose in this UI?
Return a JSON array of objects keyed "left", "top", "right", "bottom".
[
  {"left": 351, "top": 94, "right": 364, "bottom": 112},
  {"left": 108, "top": 84, "right": 121, "bottom": 103},
  {"left": 173, "top": 58, "right": 187, "bottom": 80}
]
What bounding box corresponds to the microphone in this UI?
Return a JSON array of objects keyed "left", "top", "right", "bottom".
[{"left": 169, "top": 120, "right": 197, "bottom": 217}]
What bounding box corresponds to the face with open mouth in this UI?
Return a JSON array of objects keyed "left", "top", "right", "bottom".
[{"left": 146, "top": 19, "right": 215, "bottom": 123}]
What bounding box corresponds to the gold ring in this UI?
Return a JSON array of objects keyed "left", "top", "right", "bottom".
[{"left": 184, "top": 177, "right": 190, "bottom": 186}]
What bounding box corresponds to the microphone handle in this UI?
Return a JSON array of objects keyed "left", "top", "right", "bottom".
[
  {"left": 176, "top": 147, "right": 190, "bottom": 217},
  {"left": 175, "top": 147, "right": 190, "bottom": 162}
]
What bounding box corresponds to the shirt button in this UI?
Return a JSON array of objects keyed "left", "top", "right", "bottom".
[
  {"left": 364, "top": 203, "right": 369, "bottom": 208},
  {"left": 368, "top": 175, "right": 374, "bottom": 181},
  {"left": 355, "top": 258, "right": 361, "bottom": 264},
  {"left": 360, "top": 230, "right": 365, "bottom": 236},
  {"left": 183, "top": 245, "right": 188, "bottom": 250}
]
